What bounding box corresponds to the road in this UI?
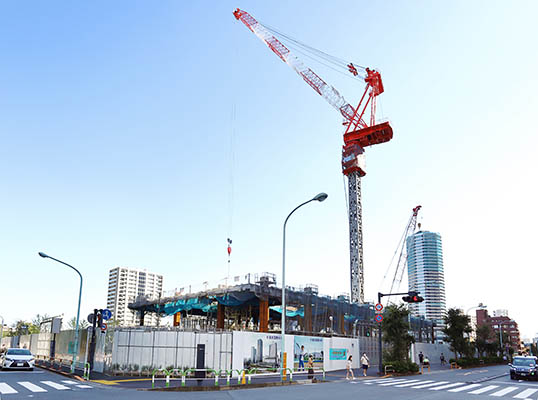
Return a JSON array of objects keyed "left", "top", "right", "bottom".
[{"left": 1, "top": 365, "right": 537, "bottom": 399}]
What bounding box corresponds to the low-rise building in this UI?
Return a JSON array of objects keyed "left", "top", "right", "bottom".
[{"left": 476, "top": 308, "right": 521, "bottom": 351}]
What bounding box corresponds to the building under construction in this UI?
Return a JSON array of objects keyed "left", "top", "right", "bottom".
[{"left": 128, "top": 273, "right": 436, "bottom": 342}]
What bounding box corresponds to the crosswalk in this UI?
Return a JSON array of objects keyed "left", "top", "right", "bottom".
[
  {"left": 0, "top": 380, "right": 93, "bottom": 395},
  {"left": 353, "top": 377, "right": 538, "bottom": 398}
]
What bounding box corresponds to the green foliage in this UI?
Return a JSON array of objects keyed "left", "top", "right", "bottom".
[
  {"left": 67, "top": 317, "right": 89, "bottom": 330},
  {"left": 384, "top": 360, "right": 419, "bottom": 373},
  {"left": 475, "top": 324, "right": 494, "bottom": 357},
  {"left": 454, "top": 356, "right": 504, "bottom": 367},
  {"left": 443, "top": 308, "right": 472, "bottom": 360},
  {"left": 382, "top": 304, "right": 415, "bottom": 362},
  {"left": 10, "top": 321, "right": 39, "bottom": 336}
]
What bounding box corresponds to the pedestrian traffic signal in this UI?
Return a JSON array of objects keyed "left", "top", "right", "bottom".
[
  {"left": 366, "top": 329, "right": 370, "bottom": 337},
  {"left": 402, "top": 291, "right": 424, "bottom": 303}
]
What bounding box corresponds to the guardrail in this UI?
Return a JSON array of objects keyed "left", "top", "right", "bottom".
[
  {"left": 83, "top": 362, "right": 91, "bottom": 380},
  {"left": 149, "top": 367, "right": 325, "bottom": 389},
  {"left": 384, "top": 365, "right": 395, "bottom": 375}
]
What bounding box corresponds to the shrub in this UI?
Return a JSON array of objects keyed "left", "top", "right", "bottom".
[{"left": 384, "top": 360, "right": 419, "bottom": 373}]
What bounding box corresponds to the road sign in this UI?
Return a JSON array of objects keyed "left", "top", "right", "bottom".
[
  {"left": 375, "top": 314, "right": 383, "bottom": 323},
  {"left": 101, "top": 322, "right": 107, "bottom": 332},
  {"left": 374, "top": 303, "right": 383, "bottom": 313},
  {"left": 101, "top": 309, "right": 112, "bottom": 321},
  {"left": 87, "top": 313, "right": 95, "bottom": 324}
]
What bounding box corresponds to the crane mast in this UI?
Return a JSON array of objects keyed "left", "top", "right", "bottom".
[
  {"left": 387, "top": 205, "right": 422, "bottom": 299},
  {"left": 234, "top": 9, "right": 393, "bottom": 303}
]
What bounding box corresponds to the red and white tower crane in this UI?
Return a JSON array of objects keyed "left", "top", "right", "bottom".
[{"left": 234, "top": 9, "right": 393, "bottom": 303}]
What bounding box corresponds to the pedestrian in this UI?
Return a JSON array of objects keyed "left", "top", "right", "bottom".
[
  {"left": 440, "top": 353, "right": 446, "bottom": 366},
  {"left": 360, "top": 352, "right": 370, "bottom": 376},
  {"left": 307, "top": 356, "right": 314, "bottom": 380},
  {"left": 418, "top": 351, "right": 424, "bottom": 365},
  {"left": 298, "top": 345, "right": 305, "bottom": 371},
  {"left": 423, "top": 355, "right": 430, "bottom": 367},
  {"left": 346, "top": 355, "right": 355, "bottom": 380}
]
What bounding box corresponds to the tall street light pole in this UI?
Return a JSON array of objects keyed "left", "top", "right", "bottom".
[
  {"left": 38, "top": 252, "right": 83, "bottom": 374},
  {"left": 281, "top": 192, "right": 328, "bottom": 381},
  {"left": 0, "top": 315, "right": 4, "bottom": 343}
]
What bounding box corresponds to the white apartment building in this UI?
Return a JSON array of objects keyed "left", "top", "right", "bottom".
[{"left": 107, "top": 267, "right": 164, "bottom": 326}]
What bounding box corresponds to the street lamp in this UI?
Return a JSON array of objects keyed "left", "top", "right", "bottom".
[
  {"left": 0, "top": 315, "right": 4, "bottom": 343},
  {"left": 38, "top": 252, "right": 83, "bottom": 374},
  {"left": 281, "top": 192, "right": 327, "bottom": 381},
  {"left": 466, "top": 303, "right": 487, "bottom": 340}
]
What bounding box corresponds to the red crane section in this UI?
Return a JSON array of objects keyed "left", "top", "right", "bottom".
[{"left": 233, "top": 8, "right": 393, "bottom": 152}]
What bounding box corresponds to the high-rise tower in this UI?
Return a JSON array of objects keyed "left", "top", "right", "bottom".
[
  {"left": 407, "top": 230, "right": 447, "bottom": 340},
  {"left": 107, "top": 267, "right": 164, "bottom": 326}
]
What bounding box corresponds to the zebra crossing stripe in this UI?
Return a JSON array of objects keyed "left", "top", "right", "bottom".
[
  {"left": 61, "top": 380, "right": 78, "bottom": 385},
  {"left": 365, "top": 378, "right": 403, "bottom": 385},
  {"left": 490, "top": 386, "right": 518, "bottom": 397},
  {"left": 513, "top": 388, "right": 538, "bottom": 399},
  {"left": 469, "top": 385, "right": 499, "bottom": 394},
  {"left": 395, "top": 380, "right": 434, "bottom": 387},
  {"left": 448, "top": 384, "right": 482, "bottom": 392},
  {"left": 76, "top": 385, "right": 93, "bottom": 388},
  {"left": 18, "top": 382, "right": 47, "bottom": 393},
  {"left": 429, "top": 382, "right": 466, "bottom": 391},
  {"left": 411, "top": 381, "right": 449, "bottom": 389},
  {"left": 41, "top": 381, "right": 70, "bottom": 390},
  {"left": 0, "top": 383, "right": 17, "bottom": 394},
  {"left": 379, "top": 379, "right": 420, "bottom": 386}
]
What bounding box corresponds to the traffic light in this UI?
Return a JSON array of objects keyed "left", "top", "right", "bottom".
[
  {"left": 402, "top": 291, "right": 424, "bottom": 303},
  {"left": 97, "top": 310, "right": 104, "bottom": 329},
  {"left": 366, "top": 328, "right": 370, "bottom": 337}
]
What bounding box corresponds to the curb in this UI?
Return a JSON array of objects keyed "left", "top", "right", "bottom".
[
  {"left": 468, "top": 372, "right": 509, "bottom": 384},
  {"left": 145, "top": 380, "right": 323, "bottom": 392},
  {"left": 36, "top": 364, "right": 85, "bottom": 382}
]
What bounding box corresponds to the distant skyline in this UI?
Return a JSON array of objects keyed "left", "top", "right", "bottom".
[{"left": 1, "top": 1, "right": 537, "bottom": 338}]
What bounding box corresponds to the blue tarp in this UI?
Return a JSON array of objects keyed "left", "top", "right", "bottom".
[{"left": 270, "top": 306, "right": 304, "bottom": 318}]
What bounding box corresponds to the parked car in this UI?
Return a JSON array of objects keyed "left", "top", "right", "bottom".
[
  {"left": 0, "top": 348, "right": 35, "bottom": 370},
  {"left": 509, "top": 356, "right": 538, "bottom": 380}
]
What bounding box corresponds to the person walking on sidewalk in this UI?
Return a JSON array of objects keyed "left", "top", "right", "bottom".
[
  {"left": 418, "top": 351, "right": 424, "bottom": 365},
  {"left": 298, "top": 345, "right": 305, "bottom": 371},
  {"left": 346, "top": 355, "right": 355, "bottom": 380},
  {"left": 360, "top": 352, "right": 370, "bottom": 376}
]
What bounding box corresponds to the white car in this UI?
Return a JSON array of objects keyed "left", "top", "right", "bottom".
[{"left": 1, "top": 348, "right": 35, "bottom": 370}]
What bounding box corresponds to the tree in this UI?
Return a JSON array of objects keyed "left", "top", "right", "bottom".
[
  {"left": 382, "top": 304, "right": 415, "bottom": 362},
  {"left": 10, "top": 320, "right": 39, "bottom": 336},
  {"left": 475, "top": 324, "right": 494, "bottom": 357},
  {"left": 31, "top": 314, "right": 51, "bottom": 332},
  {"left": 443, "top": 308, "right": 473, "bottom": 360},
  {"left": 67, "top": 317, "right": 89, "bottom": 330}
]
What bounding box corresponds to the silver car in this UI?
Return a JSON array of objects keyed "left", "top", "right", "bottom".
[{"left": 1, "top": 348, "right": 35, "bottom": 370}]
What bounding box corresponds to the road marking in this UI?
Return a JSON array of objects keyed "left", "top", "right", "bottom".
[
  {"left": 411, "top": 381, "right": 449, "bottom": 389},
  {"left": 448, "top": 384, "right": 482, "bottom": 392},
  {"left": 513, "top": 388, "right": 538, "bottom": 398},
  {"left": 490, "top": 386, "right": 518, "bottom": 397},
  {"left": 379, "top": 379, "right": 420, "bottom": 386},
  {"left": 18, "top": 382, "right": 47, "bottom": 393},
  {"left": 76, "top": 385, "right": 92, "bottom": 388},
  {"left": 395, "top": 380, "right": 434, "bottom": 387},
  {"left": 469, "top": 385, "right": 499, "bottom": 394},
  {"left": 40, "top": 381, "right": 70, "bottom": 390},
  {"left": 61, "top": 380, "right": 78, "bottom": 385},
  {"left": 429, "top": 382, "right": 466, "bottom": 391},
  {"left": 0, "top": 383, "right": 17, "bottom": 394},
  {"left": 365, "top": 378, "right": 404, "bottom": 385}
]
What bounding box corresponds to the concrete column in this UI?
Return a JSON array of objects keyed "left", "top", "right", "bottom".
[
  {"left": 217, "top": 303, "right": 225, "bottom": 330},
  {"left": 339, "top": 314, "right": 345, "bottom": 334},
  {"left": 304, "top": 299, "right": 312, "bottom": 332},
  {"left": 173, "top": 312, "right": 181, "bottom": 327},
  {"left": 259, "top": 299, "right": 269, "bottom": 333}
]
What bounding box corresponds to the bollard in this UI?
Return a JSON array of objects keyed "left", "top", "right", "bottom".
[
  {"left": 215, "top": 374, "right": 219, "bottom": 386},
  {"left": 227, "top": 372, "right": 231, "bottom": 386},
  {"left": 241, "top": 370, "right": 246, "bottom": 385},
  {"left": 247, "top": 373, "right": 251, "bottom": 384},
  {"left": 152, "top": 374, "right": 155, "bottom": 389},
  {"left": 322, "top": 368, "right": 326, "bottom": 381},
  {"left": 165, "top": 374, "right": 170, "bottom": 388}
]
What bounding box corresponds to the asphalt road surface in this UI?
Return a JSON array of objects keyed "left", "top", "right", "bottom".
[{"left": 1, "top": 364, "right": 537, "bottom": 399}]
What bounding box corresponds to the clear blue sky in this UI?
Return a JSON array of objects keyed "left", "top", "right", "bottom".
[{"left": 1, "top": 1, "right": 537, "bottom": 338}]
